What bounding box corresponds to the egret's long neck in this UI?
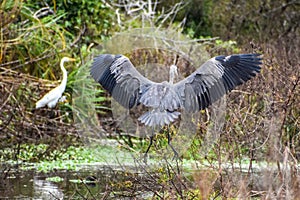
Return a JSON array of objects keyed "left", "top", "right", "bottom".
[{"left": 60, "top": 60, "right": 68, "bottom": 88}]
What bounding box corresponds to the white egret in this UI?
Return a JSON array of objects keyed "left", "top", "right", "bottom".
[{"left": 35, "top": 57, "right": 76, "bottom": 109}]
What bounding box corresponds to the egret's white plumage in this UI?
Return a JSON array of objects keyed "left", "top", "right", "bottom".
[{"left": 35, "top": 57, "right": 76, "bottom": 109}]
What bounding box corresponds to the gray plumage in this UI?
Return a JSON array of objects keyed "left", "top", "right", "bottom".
[{"left": 90, "top": 54, "right": 262, "bottom": 127}]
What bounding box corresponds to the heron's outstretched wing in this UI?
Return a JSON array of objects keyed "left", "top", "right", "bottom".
[
  {"left": 91, "top": 54, "right": 154, "bottom": 109},
  {"left": 174, "top": 54, "right": 262, "bottom": 112}
]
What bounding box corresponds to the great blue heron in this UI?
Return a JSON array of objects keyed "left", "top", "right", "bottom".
[
  {"left": 90, "top": 53, "right": 262, "bottom": 157},
  {"left": 36, "top": 57, "right": 76, "bottom": 109}
]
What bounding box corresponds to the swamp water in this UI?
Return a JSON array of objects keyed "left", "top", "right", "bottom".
[
  {"left": 0, "top": 162, "right": 282, "bottom": 199},
  {"left": 0, "top": 164, "right": 154, "bottom": 199}
]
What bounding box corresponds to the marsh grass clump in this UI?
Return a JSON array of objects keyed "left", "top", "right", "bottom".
[{"left": 0, "top": 67, "right": 79, "bottom": 160}]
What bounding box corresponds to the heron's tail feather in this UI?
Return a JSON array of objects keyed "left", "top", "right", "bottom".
[{"left": 138, "top": 110, "right": 180, "bottom": 127}]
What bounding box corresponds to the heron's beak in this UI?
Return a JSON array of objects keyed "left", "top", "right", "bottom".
[{"left": 68, "top": 58, "right": 76, "bottom": 62}]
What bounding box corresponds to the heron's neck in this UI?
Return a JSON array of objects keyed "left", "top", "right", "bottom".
[
  {"left": 169, "top": 65, "right": 178, "bottom": 84},
  {"left": 169, "top": 73, "right": 174, "bottom": 84},
  {"left": 169, "top": 69, "right": 176, "bottom": 84},
  {"left": 60, "top": 61, "right": 68, "bottom": 87}
]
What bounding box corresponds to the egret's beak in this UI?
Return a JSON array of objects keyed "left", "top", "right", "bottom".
[{"left": 68, "top": 58, "right": 76, "bottom": 62}]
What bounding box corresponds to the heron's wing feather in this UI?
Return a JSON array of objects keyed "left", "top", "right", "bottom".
[
  {"left": 174, "top": 54, "right": 262, "bottom": 111},
  {"left": 91, "top": 54, "right": 154, "bottom": 108}
]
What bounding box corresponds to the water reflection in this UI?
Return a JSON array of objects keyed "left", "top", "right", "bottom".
[
  {"left": 0, "top": 168, "right": 65, "bottom": 199},
  {"left": 0, "top": 164, "right": 154, "bottom": 199},
  {"left": 33, "top": 176, "right": 64, "bottom": 199}
]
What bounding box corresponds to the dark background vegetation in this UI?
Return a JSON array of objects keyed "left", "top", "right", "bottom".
[{"left": 0, "top": 0, "right": 299, "bottom": 198}]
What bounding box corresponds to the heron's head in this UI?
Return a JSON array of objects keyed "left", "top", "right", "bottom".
[{"left": 169, "top": 65, "right": 178, "bottom": 84}]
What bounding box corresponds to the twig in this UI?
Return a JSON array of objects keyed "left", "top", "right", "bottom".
[{"left": 70, "top": 24, "right": 87, "bottom": 48}]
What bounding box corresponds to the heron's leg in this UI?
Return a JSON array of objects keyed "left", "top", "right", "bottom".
[
  {"left": 143, "top": 135, "right": 153, "bottom": 163},
  {"left": 145, "top": 135, "right": 154, "bottom": 156},
  {"left": 167, "top": 127, "right": 179, "bottom": 159},
  {"left": 49, "top": 108, "right": 56, "bottom": 119}
]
